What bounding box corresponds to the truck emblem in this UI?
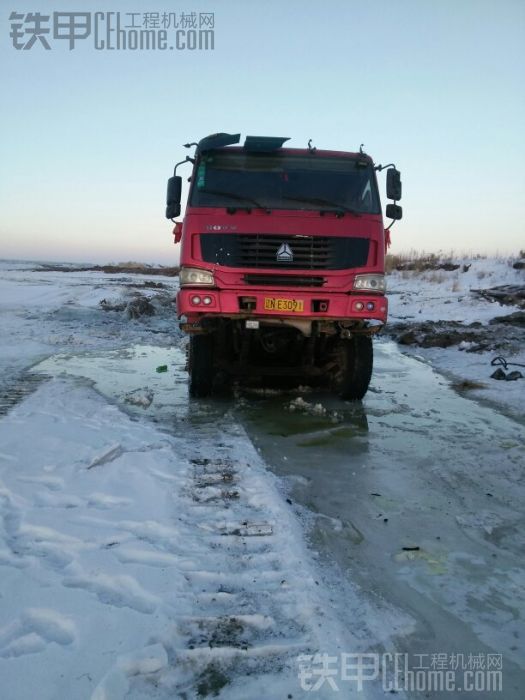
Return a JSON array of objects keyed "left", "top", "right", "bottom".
[{"left": 276, "top": 243, "right": 293, "bottom": 262}]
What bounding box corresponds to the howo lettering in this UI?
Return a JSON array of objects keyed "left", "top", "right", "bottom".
[{"left": 165, "top": 133, "right": 402, "bottom": 399}]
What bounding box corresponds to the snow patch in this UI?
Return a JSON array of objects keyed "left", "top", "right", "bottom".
[{"left": 0, "top": 609, "right": 76, "bottom": 658}]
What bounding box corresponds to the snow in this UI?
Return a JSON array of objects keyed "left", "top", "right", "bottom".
[
  {"left": 0, "top": 377, "right": 354, "bottom": 698},
  {"left": 0, "top": 255, "right": 523, "bottom": 697},
  {"left": 387, "top": 255, "right": 524, "bottom": 419},
  {"left": 388, "top": 255, "right": 523, "bottom": 323},
  {"left": 0, "top": 260, "right": 364, "bottom": 699}
]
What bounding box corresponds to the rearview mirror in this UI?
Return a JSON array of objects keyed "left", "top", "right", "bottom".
[
  {"left": 386, "top": 203, "right": 403, "bottom": 220},
  {"left": 386, "top": 169, "right": 402, "bottom": 201},
  {"left": 165, "top": 176, "right": 182, "bottom": 219}
]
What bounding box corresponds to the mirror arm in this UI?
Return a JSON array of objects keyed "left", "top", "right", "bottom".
[
  {"left": 375, "top": 163, "right": 396, "bottom": 172},
  {"left": 385, "top": 217, "right": 398, "bottom": 231},
  {"left": 173, "top": 156, "right": 193, "bottom": 175}
]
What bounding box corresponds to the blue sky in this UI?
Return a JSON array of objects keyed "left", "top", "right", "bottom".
[{"left": 1, "top": 0, "right": 524, "bottom": 263}]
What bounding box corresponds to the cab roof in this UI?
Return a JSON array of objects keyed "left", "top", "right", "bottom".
[{"left": 195, "top": 132, "right": 372, "bottom": 161}]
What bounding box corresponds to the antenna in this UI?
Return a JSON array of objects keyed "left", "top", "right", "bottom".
[{"left": 307, "top": 139, "right": 317, "bottom": 153}]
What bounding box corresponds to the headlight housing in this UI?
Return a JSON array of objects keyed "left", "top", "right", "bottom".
[
  {"left": 179, "top": 267, "right": 215, "bottom": 287},
  {"left": 353, "top": 274, "right": 386, "bottom": 292}
]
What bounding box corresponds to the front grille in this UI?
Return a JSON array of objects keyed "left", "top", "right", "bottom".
[
  {"left": 243, "top": 274, "right": 325, "bottom": 287},
  {"left": 200, "top": 233, "right": 369, "bottom": 270}
]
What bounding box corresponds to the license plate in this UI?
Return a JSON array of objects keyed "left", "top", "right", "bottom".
[{"left": 264, "top": 297, "right": 304, "bottom": 313}]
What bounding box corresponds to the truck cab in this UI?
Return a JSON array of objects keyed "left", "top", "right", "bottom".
[{"left": 166, "top": 133, "right": 402, "bottom": 398}]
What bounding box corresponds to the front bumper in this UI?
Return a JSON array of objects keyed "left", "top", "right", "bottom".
[{"left": 177, "top": 288, "right": 388, "bottom": 324}]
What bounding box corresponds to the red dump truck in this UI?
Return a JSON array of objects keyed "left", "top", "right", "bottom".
[{"left": 165, "top": 133, "right": 402, "bottom": 399}]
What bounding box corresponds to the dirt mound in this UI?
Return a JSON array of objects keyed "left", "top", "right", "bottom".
[
  {"left": 35, "top": 263, "right": 179, "bottom": 277},
  {"left": 472, "top": 285, "right": 525, "bottom": 308}
]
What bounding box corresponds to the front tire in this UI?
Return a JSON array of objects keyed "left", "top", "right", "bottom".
[
  {"left": 332, "top": 335, "right": 373, "bottom": 400},
  {"left": 188, "top": 334, "right": 214, "bottom": 398}
]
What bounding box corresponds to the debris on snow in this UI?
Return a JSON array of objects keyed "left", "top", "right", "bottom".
[
  {"left": 123, "top": 388, "right": 154, "bottom": 408},
  {"left": 125, "top": 296, "right": 156, "bottom": 319},
  {"left": 86, "top": 443, "right": 123, "bottom": 470}
]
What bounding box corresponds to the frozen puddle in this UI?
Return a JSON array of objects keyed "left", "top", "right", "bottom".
[
  {"left": 33, "top": 344, "right": 190, "bottom": 424},
  {"left": 241, "top": 341, "right": 525, "bottom": 699},
  {"left": 1, "top": 346, "right": 366, "bottom": 699}
]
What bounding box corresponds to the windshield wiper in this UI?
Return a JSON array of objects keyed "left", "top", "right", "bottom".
[
  {"left": 198, "top": 188, "right": 269, "bottom": 212},
  {"left": 281, "top": 195, "right": 362, "bottom": 216}
]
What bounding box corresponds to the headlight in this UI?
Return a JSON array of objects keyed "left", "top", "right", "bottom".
[
  {"left": 353, "top": 274, "right": 386, "bottom": 292},
  {"left": 179, "top": 267, "right": 215, "bottom": 287}
]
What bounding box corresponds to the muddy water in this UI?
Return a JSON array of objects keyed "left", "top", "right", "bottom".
[{"left": 34, "top": 341, "right": 525, "bottom": 698}]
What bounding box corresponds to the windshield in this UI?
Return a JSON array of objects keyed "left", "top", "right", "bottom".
[{"left": 190, "top": 151, "right": 380, "bottom": 214}]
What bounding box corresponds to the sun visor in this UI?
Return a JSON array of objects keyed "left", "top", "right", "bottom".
[
  {"left": 197, "top": 133, "right": 241, "bottom": 153},
  {"left": 243, "top": 136, "right": 290, "bottom": 152}
]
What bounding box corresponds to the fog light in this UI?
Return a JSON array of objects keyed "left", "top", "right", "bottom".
[
  {"left": 366, "top": 302, "right": 375, "bottom": 311},
  {"left": 355, "top": 302, "right": 364, "bottom": 311},
  {"left": 202, "top": 296, "right": 212, "bottom": 305},
  {"left": 191, "top": 295, "right": 202, "bottom": 305}
]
